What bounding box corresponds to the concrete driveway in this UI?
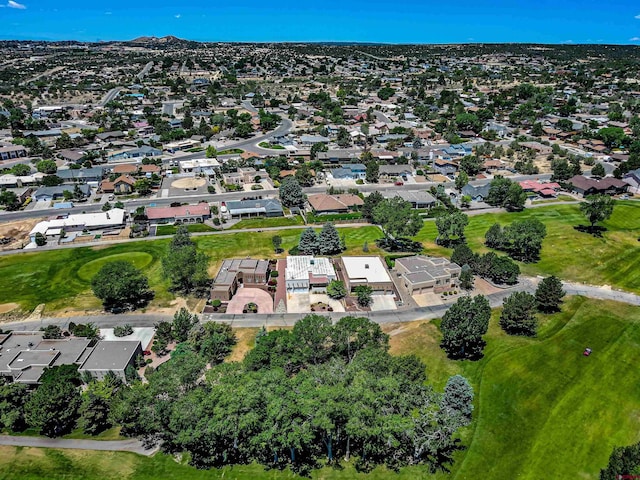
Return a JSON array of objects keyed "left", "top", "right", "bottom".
[
  {"left": 227, "top": 288, "right": 274, "bottom": 314},
  {"left": 286, "top": 292, "right": 310, "bottom": 313},
  {"left": 370, "top": 294, "right": 398, "bottom": 312}
]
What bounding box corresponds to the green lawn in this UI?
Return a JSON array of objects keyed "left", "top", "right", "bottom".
[
  {"left": 387, "top": 296, "right": 640, "bottom": 479},
  {"left": 1, "top": 297, "right": 639, "bottom": 479},
  {"left": 415, "top": 201, "right": 640, "bottom": 293},
  {"left": 228, "top": 216, "right": 305, "bottom": 230},
  {"left": 155, "top": 224, "right": 217, "bottom": 236},
  {"left": 0, "top": 227, "right": 383, "bottom": 314},
  {"left": 258, "top": 142, "right": 285, "bottom": 150}
]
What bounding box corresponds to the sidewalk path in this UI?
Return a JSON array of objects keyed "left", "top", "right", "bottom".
[{"left": 0, "top": 435, "right": 157, "bottom": 456}]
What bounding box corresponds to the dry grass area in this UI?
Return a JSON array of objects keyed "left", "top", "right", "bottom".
[
  {"left": 0, "top": 218, "right": 43, "bottom": 250},
  {"left": 227, "top": 328, "right": 259, "bottom": 362}
]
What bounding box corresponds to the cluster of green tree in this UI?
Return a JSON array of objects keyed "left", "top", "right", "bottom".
[
  {"left": 307, "top": 91, "right": 344, "bottom": 124},
  {"left": 298, "top": 223, "right": 344, "bottom": 256},
  {"left": 279, "top": 177, "right": 306, "bottom": 208},
  {"left": 115, "top": 315, "right": 472, "bottom": 475},
  {"left": 499, "top": 277, "right": 566, "bottom": 337},
  {"left": 485, "top": 176, "right": 527, "bottom": 211},
  {"left": 580, "top": 194, "right": 615, "bottom": 231},
  {"left": 258, "top": 108, "right": 280, "bottom": 131},
  {"left": 484, "top": 218, "right": 547, "bottom": 263},
  {"left": 435, "top": 211, "right": 469, "bottom": 246},
  {"left": 0, "top": 364, "right": 124, "bottom": 438},
  {"left": 600, "top": 440, "right": 640, "bottom": 479},
  {"left": 551, "top": 157, "right": 581, "bottom": 182},
  {"left": 162, "top": 227, "right": 211, "bottom": 297},
  {"left": 0, "top": 189, "right": 20, "bottom": 211},
  {"left": 91, "top": 261, "right": 153, "bottom": 312},
  {"left": 361, "top": 193, "right": 423, "bottom": 252},
  {"left": 451, "top": 244, "right": 520, "bottom": 285}
]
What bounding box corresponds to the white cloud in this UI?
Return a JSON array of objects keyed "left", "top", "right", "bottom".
[
  {"left": 560, "top": 40, "right": 574, "bottom": 44},
  {"left": 105, "top": 11, "right": 112, "bottom": 15},
  {"left": 635, "top": 14, "right": 640, "bottom": 19},
  {"left": 630, "top": 37, "right": 640, "bottom": 41},
  {"left": 7, "top": 1, "right": 26, "bottom": 9},
  {"left": 174, "top": 13, "right": 181, "bottom": 18}
]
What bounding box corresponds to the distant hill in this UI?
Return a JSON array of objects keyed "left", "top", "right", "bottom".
[{"left": 128, "top": 35, "right": 186, "bottom": 45}]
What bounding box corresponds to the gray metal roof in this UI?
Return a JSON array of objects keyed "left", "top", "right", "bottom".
[{"left": 79, "top": 341, "right": 141, "bottom": 372}]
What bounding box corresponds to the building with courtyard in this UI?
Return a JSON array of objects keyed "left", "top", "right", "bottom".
[
  {"left": 211, "top": 258, "right": 270, "bottom": 301},
  {"left": 393, "top": 256, "right": 461, "bottom": 294}
]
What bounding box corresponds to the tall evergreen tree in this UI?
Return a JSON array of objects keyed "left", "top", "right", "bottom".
[
  {"left": 499, "top": 291, "right": 538, "bottom": 336},
  {"left": 442, "top": 375, "right": 474, "bottom": 425},
  {"left": 298, "top": 227, "right": 320, "bottom": 255},
  {"left": 535, "top": 276, "right": 565, "bottom": 312},
  {"left": 318, "top": 223, "right": 342, "bottom": 255}
]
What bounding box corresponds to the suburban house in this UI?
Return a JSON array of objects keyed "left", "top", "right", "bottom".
[
  {"left": 29, "top": 208, "right": 126, "bottom": 243},
  {"left": 378, "top": 164, "right": 413, "bottom": 181},
  {"left": 100, "top": 175, "right": 136, "bottom": 194},
  {"left": 307, "top": 193, "right": 364, "bottom": 214},
  {"left": 462, "top": 183, "right": 491, "bottom": 202},
  {"left": 338, "top": 256, "right": 395, "bottom": 294},
  {"left": 179, "top": 158, "right": 220, "bottom": 174},
  {"left": 285, "top": 256, "right": 337, "bottom": 292},
  {"left": 96, "top": 131, "right": 126, "bottom": 143},
  {"left": 224, "top": 199, "right": 284, "bottom": 218},
  {"left": 317, "top": 149, "right": 362, "bottom": 164},
  {"left": 211, "top": 258, "right": 270, "bottom": 301},
  {"left": 107, "top": 146, "right": 161, "bottom": 161},
  {"left": 146, "top": 202, "right": 211, "bottom": 224},
  {"left": 112, "top": 164, "right": 139, "bottom": 175},
  {"left": 623, "top": 168, "right": 640, "bottom": 193},
  {"left": 329, "top": 163, "right": 367, "bottom": 180},
  {"left": 518, "top": 180, "right": 562, "bottom": 197},
  {"left": 393, "top": 256, "right": 461, "bottom": 294},
  {"left": 434, "top": 159, "right": 459, "bottom": 176},
  {"left": 32, "top": 184, "right": 91, "bottom": 202},
  {"left": 57, "top": 167, "right": 105, "bottom": 184},
  {"left": 0, "top": 332, "right": 141, "bottom": 384},
  {"left": 567, "top": 175, "right": 628, "bottom": 196},
  {"left": 222, "top": 172, "right": 244, "bottom": 186},
  {"left": 78, "top": 340, "right": 143, "bottom": 381},
  {"left": 382, "top": 191, "right": 436, "bottom": 208},
  {"left": 0, "top": 145, "right": 28, "bottom": 161}
]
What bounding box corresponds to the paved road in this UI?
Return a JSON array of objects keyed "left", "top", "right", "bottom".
[
  {"left": 3, "top": 277, "right": 638, "bottom": 331},
  {"left": 99, "top": 87, "right": 123, "bottom": 107},
  {"left": 0, "top": 435, "right": 156, "bottom": 456},
  {"left": 137, "top": 61, "right": 154, "bottom": 81}
]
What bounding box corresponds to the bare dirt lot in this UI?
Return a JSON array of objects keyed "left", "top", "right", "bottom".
[{"left": 0, "top": 218, "right": 43, "bottom": 250}]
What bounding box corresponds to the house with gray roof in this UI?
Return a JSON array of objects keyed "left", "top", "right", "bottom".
[
  {"left": 57, "top": 167, "right": 105, "bottom": 183},
  {"left": 382, "top": 190, "right": 436, "bottom": 208},
  {"left": 32, "top": 184, "right": 91, "bottom": 201},
  {"left": 394, "top": 256, "right": 461, "bottom": 294},
  {"left": 78, "top": 340, "right": 143, "bottom": 381},
  {"left": 225, "top": 198, "right": 284, "bottom": 218},
  {"left": 211, "top": 258, "right": 270, "bottom": 301},
  {"left": 462, "top": 183, "right": 491, "bottom": 202}
]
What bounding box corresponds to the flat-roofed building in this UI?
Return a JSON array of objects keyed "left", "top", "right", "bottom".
[
  {"left": 211, "top": 258, "right": 270, "bottom": 301},
  {"left": 78, "top": 340, "right": 142, "bottom": 381},
  {"left": 338, "top": 256, "right": 394, "bottom": 294},
  {"left": 0, "top": 333, "right": 92, "bottom": 385},
  {"left": 394, "top": 256, "right": 461, "bottom": 294},
  {"left": 285, "top": 256, "right": 337, "bottom": 292}
]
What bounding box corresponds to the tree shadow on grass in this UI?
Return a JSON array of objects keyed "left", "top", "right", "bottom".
[{"left": 573, "top": 225, "right": 607, "bottom": 237}]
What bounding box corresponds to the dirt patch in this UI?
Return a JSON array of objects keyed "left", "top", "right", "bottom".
[
  {"left": 171, "top": 177, "right": 207, "bottom": 189},
  {"left": 0, "top": 303, "right": 19, "bottom": 314},
  {"left": 0, "top": 217, "right": 44, "bottom": 250}
]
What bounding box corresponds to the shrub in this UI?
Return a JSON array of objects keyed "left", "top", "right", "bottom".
[
  {"left": 114, "top": 324, "right": 134, "bottom": 337},
  {"left": 212, "top": 299, "right": 222, "bottom": 308},
  {"left": 270, "top": 271, "right": 279, "bottom": 278}
]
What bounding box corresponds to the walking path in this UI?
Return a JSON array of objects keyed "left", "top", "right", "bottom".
[{"left": 0, "top": 435, "right": 156, "bottom": 456}]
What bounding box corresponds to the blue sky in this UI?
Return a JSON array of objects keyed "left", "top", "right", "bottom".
[{"left": 1, "top": 0, "right": 640, "bottom": 44}]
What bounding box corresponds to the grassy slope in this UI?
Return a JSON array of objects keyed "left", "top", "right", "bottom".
[
  {"left": 415, "top": 201, "right": 640, "bottom": 293},
  {"left": 0, "top": 227, "right": 383, "bottom": 313},
  {"left": 389, "top": 296, "right": 640, "bottom": 479}
]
